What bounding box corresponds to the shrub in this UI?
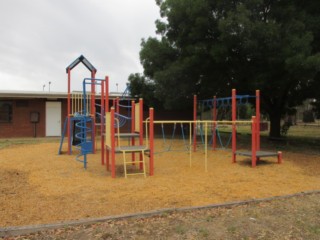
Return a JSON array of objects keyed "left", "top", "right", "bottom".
[{"left": 303, "top": 110, "right": 315, "bottom": 123}]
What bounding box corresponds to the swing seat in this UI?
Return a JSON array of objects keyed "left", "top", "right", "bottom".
[{"left": 235, "top": 150, "right": 282, "bottom": 165}]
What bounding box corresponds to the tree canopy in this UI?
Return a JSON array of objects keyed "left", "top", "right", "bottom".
[{"left": 129, "top": 0, "right": 320, "bottom": 137}]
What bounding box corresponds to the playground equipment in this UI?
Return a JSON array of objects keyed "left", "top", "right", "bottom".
[
  {"left": 58, "top": 56, "right": 107, "bottom": 155},
  {"left": 75, "top": 77, "right": 108, "bottom": 168},
  {"left": 153, "top": 119, "right": 257, "bottom": 172},
  {"left": 194, "top": 90, "right": 256, "bottom": 150},
  {"left": 58, "top": 55, "right": 154, "bottom": 178},
  {"left": 156, "top": 122, "right": 190, "bottom": 153},
  {"left": 193, "top": 89, "right": 282, "bottom": 167},
  {"left": 58, "top": 56, "right": 111, "bottom": 169},
  {"left": 105, "top": 104, "right": 154, "bottom": 178},
  {"left": 59, "top": 56, "right": 280, "bottom": 177},
  {"left": 58, "top": 76, "right": 108, "bottom": 168}
]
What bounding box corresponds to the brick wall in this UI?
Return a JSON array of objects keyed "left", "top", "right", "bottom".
[
  {"left": 0, "top": 99, "right": 68, "bottom": 138},
  {"left": 0, "top": 99, "right": 46, "bottom": 138},
  {"left": 0, "top": 98, "right": 192, "bottom": 138}
]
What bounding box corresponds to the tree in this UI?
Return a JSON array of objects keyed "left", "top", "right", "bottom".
[
  {"left": 133, "top": 0, "right": 320, "bottom": 137},
  {"left": 128, "top": 73, "right": 162, "bottom": 109},
  {"left": 215, "top": 0, "right": 320, "bottom": 137}
]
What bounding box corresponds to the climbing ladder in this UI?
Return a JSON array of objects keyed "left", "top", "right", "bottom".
[
  {"left": 121, "top": 147, "right": 147, "bottom": 178},
  {"left": 74, "top": 115, "right": 93, "bottom": 169},
  {"left": 106, "top": 106, "right": 154, "bottom": 178},
  {"left": 58, "top": 116, "right": 94, "bottom": 157}
]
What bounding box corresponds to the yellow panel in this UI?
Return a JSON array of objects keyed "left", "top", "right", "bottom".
[
  {"left": 135, "top": 103, "right": 140, "bottom": 132},
  {"left": 105, "top": 112, "right": 111, "bottom": 146}
]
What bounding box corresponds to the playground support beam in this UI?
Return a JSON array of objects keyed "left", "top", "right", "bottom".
[
  {"left": 212, "top": 96, "right": 217, "bottom": 151},
  {"left": 110, "top": 107, "right": 116, "bottom": 178},
  {"left": 252, "top": 116, "right": 257, "bottom": 167},
  {"left": 116, "top": 97, "right": 120, "bottom": 114},
  {"left": 149, "top": 108, "right": 154, "bottom": 176},
  {"left": 91, "top": 71, "right": 96, "bottom": 154},
  {"left": 131, "top": 100, "right": 135, "bottom": 163},
  {"left": 67, "top": 68, "right": 71, "bottom": 154},
  {"left": 193, "top": 95, "right": 197, "bottom": 152},
  {"left": 101, "top": 80, "right": 105, "bottom": 166},
  {"left": 139, "top": 98, "right": 144, "bottom": 170},
  {"left": 256, "top": 90, "right": 260, "bottom": 151},
  {"left": 232, "top": 89, "right": 236, "bottom": 163},
  {"left": 105, "top": 76, "right": 109, "bottom": 113}
]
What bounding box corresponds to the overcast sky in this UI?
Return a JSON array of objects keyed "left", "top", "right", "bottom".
[{"left": 0, "top": 0, "right": 160, "bottom": 93}]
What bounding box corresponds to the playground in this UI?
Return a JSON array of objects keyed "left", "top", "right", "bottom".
[
  {"left": 1, "top": 56, "right": 319, "bottom": 238},
  {"left": 0, "top": 137, "right": 319, "bottom": 228}
]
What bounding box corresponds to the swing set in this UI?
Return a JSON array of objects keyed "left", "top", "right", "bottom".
[
  {"left": 151, "top": 89, "right": 281, "bottom": 169},
  {"left": 192, "top": 89, "right": 282, "bottom": 167}
]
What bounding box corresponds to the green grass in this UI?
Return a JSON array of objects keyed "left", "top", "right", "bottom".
[
  {"left": 1, "top": 124, "right": 319, "bottom": 154},
  {"left": 192, "top": 123, "right": 320, "bottom": 154},
  {"left": 287, "top": 125, "right": 320, "bottom": 138},
  {"left": 0, "top": 137, "right": 60, "bottom": 149}
]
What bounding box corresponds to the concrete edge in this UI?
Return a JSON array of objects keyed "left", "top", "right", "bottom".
[{"left": 1, "top": 190, "right": 319, "bottom": 237}]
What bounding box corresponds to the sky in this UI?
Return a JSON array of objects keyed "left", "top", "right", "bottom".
[{"left": 0, "top": 0, "right": 160, "bottom": 93}]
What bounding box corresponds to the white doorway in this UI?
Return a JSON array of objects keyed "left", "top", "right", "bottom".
[{"left": 46, "top": 101, "right": 61, "bottom": 136}]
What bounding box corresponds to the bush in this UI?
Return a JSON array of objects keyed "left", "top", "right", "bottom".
[
  {"left": 303, "top": 110, "right": 315, "bottom": 123},
  {"left": 281, "top": 121, "right": 292, "bottom": 136}
]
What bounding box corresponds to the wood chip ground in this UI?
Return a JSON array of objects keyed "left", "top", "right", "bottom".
[{"left": 0, "top": 140, "right": 319, "bottom": 227}]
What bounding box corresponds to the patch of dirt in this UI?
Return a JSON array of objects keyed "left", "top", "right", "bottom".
[
  {"left": 0, "top": 140, "right": 319, "bottom": 229},
  {"left": 3, "top": 192, "right": 320, "bottom": 239}
]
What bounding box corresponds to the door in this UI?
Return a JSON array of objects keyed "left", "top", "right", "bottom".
[{"left": 46, "top": 101, "right": 61, "bottom": 136}]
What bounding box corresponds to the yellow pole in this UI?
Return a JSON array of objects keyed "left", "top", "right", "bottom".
[
  {"left": 78, "top": 93, "right": 81, "bottom": 113},
  {"left": 205, "top": 122, "right": 208, "bottom": 172},
  {"left": 189, "top": 122, "right": 192, "bottom": 167}
]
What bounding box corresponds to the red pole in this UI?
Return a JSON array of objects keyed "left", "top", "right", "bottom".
[
  {"left": 67, "top": 68, "right": 71, "bottom": 155},
  {"left": 101, "top": 81, "right": 105, "bottom": 165},
  {"left": 139, "top": 98, "right": 144, "bottom": 169},
  {"left": 111, "top": 107, "right": 116, "bottom": 178},
  {"left": 193, "top": 95, "right": 197, "bottom": 152},
  {"left": 105, "top": 76, "right": 109, "bottom": 112},
  {"left": 256, "top": 90, "right": 260, "bottom": 151},
  {"left": 105, "top": 77, "right": 109, "bottom": 170},
  {"left": 213, "top": 96, "right": 217, "bottom": 151},
  {"left": 277, "top": 151, "right": 282, "bottom": 164},
  {"left": 116, "top": 97, "right": 120, "bottom": 114},
  {"left": 149, "top": 108, "right": 154, "bottom": 176},
  {"left": 131, "top": 100, "right": 135, "bottom": 133},
  {"left": 106, "top": 149, "right": 109, "bottom": 171},
  {"left": 252, "top": 116, "right": 257, "bottom": 167},
  {"left": 131, "top": 100, "right": 135, "bottom": 163},
  {"left": 232, "top": 89, "right": 237, "bottom": 163}
]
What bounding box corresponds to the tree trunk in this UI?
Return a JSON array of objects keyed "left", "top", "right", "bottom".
[{"left": 269, "top": 111, "right": 282, "bottom": 138}]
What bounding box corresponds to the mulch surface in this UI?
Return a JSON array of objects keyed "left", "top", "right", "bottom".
[
  {"left": 2, "top": 192, "right": 320, "bottom": 239},
  {"left": 0, "top": 140, "right": 319, "bottom": 228}
]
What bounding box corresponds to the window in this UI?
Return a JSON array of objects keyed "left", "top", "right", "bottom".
[{"left": 0, "top": 101, "right": 13, "bottom": 123}]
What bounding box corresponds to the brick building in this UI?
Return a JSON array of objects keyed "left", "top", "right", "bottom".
[{"left": 0, "top": 90, "right": 123, "bottom": 138}]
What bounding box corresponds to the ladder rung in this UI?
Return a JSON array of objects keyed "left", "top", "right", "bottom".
[{"left": 123, "top": 150, "right": 146, "bottom": 178}]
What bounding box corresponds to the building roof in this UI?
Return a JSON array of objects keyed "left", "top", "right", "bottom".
[{"left": 0, "top": 90, "right": 131, "bottom": 100}]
